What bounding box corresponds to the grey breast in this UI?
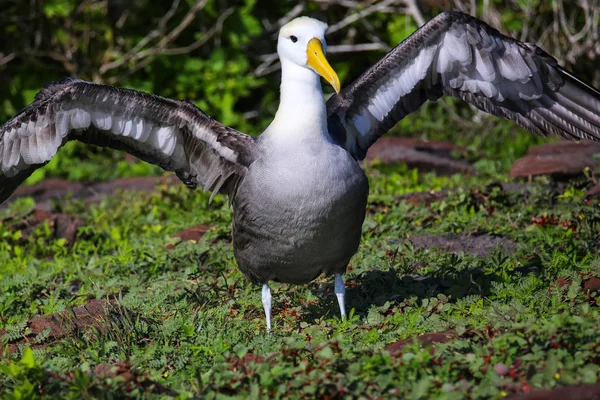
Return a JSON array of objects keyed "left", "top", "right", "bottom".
[{"left": 232, "top": 140, "right": 369, "bottom": 285}]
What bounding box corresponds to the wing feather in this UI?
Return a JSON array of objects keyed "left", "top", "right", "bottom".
[
  {"left": 0, "top": 78, "right": 257, "bottom": 204},
  {"left": 327, "top": 11, "right": 600, "bottom": 160}
]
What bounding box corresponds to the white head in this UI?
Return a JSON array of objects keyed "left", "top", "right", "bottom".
[{"left": 277, "top": 17, "right": 340, "bottom": 93}]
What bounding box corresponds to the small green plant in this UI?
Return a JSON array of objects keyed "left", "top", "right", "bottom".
[{"left": 0, "top": 348, "right": 44, "bottom": 400}]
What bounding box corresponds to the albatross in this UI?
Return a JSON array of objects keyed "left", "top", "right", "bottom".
[{"left": 1, "top": 12, "right": 600, "bottom": 330}]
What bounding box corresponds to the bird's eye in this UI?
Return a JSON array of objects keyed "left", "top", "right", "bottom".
[{"left": 290, "top": 35, "right": 298, "bottom": 43}]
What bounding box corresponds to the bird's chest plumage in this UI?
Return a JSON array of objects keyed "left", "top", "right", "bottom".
[{"left": 232, "top": 141, "right": 369, "bottom": 284}]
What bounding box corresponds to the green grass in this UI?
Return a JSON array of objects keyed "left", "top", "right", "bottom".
[{"left": 1, "top": 115, "right": 599, "bottom": 399}]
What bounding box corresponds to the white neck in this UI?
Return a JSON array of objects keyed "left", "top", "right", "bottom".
[{"left": 261, "top": 60, "right": 330, "bottom": 146}]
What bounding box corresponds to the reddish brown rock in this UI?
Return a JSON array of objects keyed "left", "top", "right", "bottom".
[
  {"left": 166, "top": 225, "right": 211, "bottom": 249},
  {"left": 84, "top": 175, "right": 181, "bottom": 203},
  {"left": 0, "top": 299, "right": 114, "bottom": 354},
  {"left": 365, "top": 137, "right": 475, "bottom": 175},
  {"left": 385, "top": 330, "right": 456, "bottom": 355},
  {"left": 583, "top": 276, "right": 600, "bottom": 293},
  {"left": 230, "top": 353, "right": 267, "bottom": 371},
  {"left": 510, "top": 141, "right": 600, "bottom": 178},
  {"left": 3, "top": 208, "right": 85, "bottom": 245},
  {"left": 394, "top": 190, "right": 451, "bottom": 206},
  {"left": 4, "top": 175, "right": 181, "bottom": 207},
  {"left": 555, "top": 278, "right": 572, "bottom": 288},
  {"left": 506, "top": 384, "right": 600, "bottom": 400},
  {"left": 11, "top": 178, "right": 86, "bottom": 206},
  {"left": 409, "top": 233, "right": 517, "bottom": 257}
]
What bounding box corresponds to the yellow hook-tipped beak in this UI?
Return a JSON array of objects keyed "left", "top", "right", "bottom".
[{"left": 306, "top": 38, "right": 340, "bottom": 93}]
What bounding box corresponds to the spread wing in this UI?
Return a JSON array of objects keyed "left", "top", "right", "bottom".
[
  {"left": 0, "top": 78, "right": 257, "bottom": 204},
  {"left": 327, "top": 11, "right": 600, "bottom": 160}
]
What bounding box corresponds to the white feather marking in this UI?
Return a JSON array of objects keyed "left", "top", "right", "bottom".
[
  {"left": 463, "top": 80, "right": 479, "bottom": 94},
  {"left": 155, "top": 126, "right": 172, "bottom": 149},
  {"left": 2, "top": 136, "right": 11, "bottom": 169},
  {"left": 32, "top": 120, "right": 45, "bottom": 163},
  {"left": 71, "top": 109, "right": 91, "bottom": 130},
  {"left": 9, "top": 137, "right": 22, "bottom": 168},
  {"left": 91, "top": 111, "right": 104, "bottom": 129},
  {"left": 91, "top": 111, "right": 112, "bottom": 130},
  {"left": 495, "top": 87, "right": 506, "bottom": 102},
  {"left": 18, "top": 120, "right": 35, "bottom": 138},
  {"left": 192, "top": 125, "right": 236, "bottom": 162},
  {"left": 442, "top": 31, "right": 471, "bottom": 66},
  {"left": 36, "top": 125, "right": 52, "bottom": 163},
  {"left": 45, "top": 124, "right": 59, "bottom": 162},
  {"left": 111, "top": 116, "right": 125, "bottom": 135},
  {"left": 4, "top": 128, "right": 14, "bottom": 142},
  {"left": 159, "top": 128, "right": 177, "bottom": 156},
  {"left": 27, "top": 120, "right": 39, "bottom": 136},
  {"left": 163, "top": 135, "right": 177, "bottom": 156},
  {"left": 33, "top": 132, "right": 46, "bottom": 164},
  {"left": 13, "top": 127, "right": 23, "bottom": 140},
  {"left": 8, "top": 140, "right": 22, "bottom": 168},
  {"left": 26, "top": 133, "right": 39, "bottom": 164},
  {"left": 19, "top": 136, "right": 32, "bottom": 165},
  {"left": 367, "top": 46, "right": 437, "bottom": 121},
  {"left": 351, "top": 110, "right": 373, "bottom": 136},
  {"left": 496, "top": 47, "right": 530, "bottom": 81},
  {"left": 131, "top": 119, "right": 142, "bottom": 140},
  {"left": 477, "top": 81, "right": 496, "bottom": 98},
  {"left": 2, "top": 139, "right": 11, "bottom": 172},
  {"left": 122, "top": 120, "right": 133, "bottom": 137},
  {"left": 138, "top": 120, "right": 153, "bottom": 142},
  {"left": 55, "top": 112, "right": 70, "bottom": 138},
  {"left": 474, "top": 50, "right": 495, "bottom": 81},
  {"left": 146, "top": 126, "right": 161, "bottom": 150},
  {"left": 101, "top": 113, "right": 113, "bottom": 131},
  {"left": 46, "top": 120, "right": 61, "bottom": 155},
  {"left": 437, "top": 45, "right": 451, "bottom": 73},
  {"left": 11, "top": 127, "right": 21, "bottom": 141}
]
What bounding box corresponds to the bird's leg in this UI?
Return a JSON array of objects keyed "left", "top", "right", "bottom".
[
  {"left": 334, "top": 273, "right": 346, "bottom": 319},
  {"left": 262, "top": 283, "right": 272, "bottom": 331}
]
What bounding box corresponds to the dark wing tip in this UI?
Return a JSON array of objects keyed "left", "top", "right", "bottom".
[
  {"left": 558, "top": 65, "right": 600, "bottom": 98},
  {"left": 0, "top": 167, "right": 39, "bottom": 205}
]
